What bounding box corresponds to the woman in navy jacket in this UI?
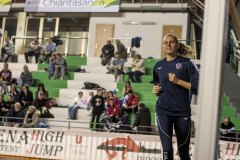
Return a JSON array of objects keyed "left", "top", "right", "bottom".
[{"left": 153, "top": 34, "right": 199, "bottom": 160}]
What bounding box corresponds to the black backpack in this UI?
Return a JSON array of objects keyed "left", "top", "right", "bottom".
[
  {"left": 41, "top": 109, "right": 54, "bottom": 118},
  {"left": 83, "top": 82, "right": 101, "bottom": 90}
]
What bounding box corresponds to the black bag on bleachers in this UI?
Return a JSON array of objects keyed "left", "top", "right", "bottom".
[
  {"left": 11, "top": 54, "right": 18, "bottom": 63},
  {"left": 41, "top": 109, "right": 54, "bottom": 118},
  {"left": 83, "top": 82, "right": 101, "bottom": 90}
]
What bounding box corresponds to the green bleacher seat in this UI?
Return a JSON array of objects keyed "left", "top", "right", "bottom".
[
  {"left": 221, "top": 96, "right": 230, "bottom": 106},
  {"left": 30, "top": 87, "right": 60, "bottom": 98},
  {"left": 144, "top": 59, "right": 159, "bottom": 68},
  {"left": 32, "top": 71, "right": 74, "bottom": 80},
  {"left": 38, "top": 56, "right": 86, "bottom": 71},
  {"left": 221, "top": 106, "right": 236, "bottom": 117},
  {"left": 151, "top": 113, "right": 156, "bottom": 125},
  {"left": 122, "top": 75, "right": 153, "bottom": 83},
  {"left": 230, "top": 117, "right": 240, "bottom": 131},
  {"left": 117, "top": 83, "right": 153, "bottom": 92}
]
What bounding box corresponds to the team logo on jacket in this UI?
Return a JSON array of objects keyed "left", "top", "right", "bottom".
[{"left": 176, "top": 63, "right": 182, "bottom": 69}]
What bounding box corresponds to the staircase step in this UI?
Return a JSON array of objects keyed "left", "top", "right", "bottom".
[
  {"left": 74, "top": 73, "right": 115, "bottom": 81},
  {"left": 59, "top": 89, "right": 96, "bottom": 98},
  {"left": 87, "top": 56, "right": 133, "bottom": 67},
  {"left": 47, "top": 107, "right": 91, "bottom": 130},
  {"left": 67, "top": 80, "right": 117, "bottom": 91}
]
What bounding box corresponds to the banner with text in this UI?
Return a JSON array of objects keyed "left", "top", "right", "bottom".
[
  {"left": 0, "top": 0, "right": 12, "bottom": 12},
  {"left": 0, "top": 127, "right": 240, "bottom": 160},
  {"left": 24, "top": 0, "right": 120, "bottom": 12}
]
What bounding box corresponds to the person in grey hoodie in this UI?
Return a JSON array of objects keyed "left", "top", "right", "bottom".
[
  {"left": 52, "top": 53, "right": 68, "bottom": 80},
  {"left": 1, "top": 36, "right": 14, "bottom": 62},
  {"left": 19, "top": 65, "right": 33, "bottom": 86}
]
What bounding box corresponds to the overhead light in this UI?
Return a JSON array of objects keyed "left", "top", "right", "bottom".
[
  {"left": 123, "top": 21, "right": 139, "bottom": 25},
  {"left": 140, "top": 22, "right": 156, "bottom": 25},
  {"left": 130, "top": 21, "right": 139, "bottom": 25},
  {"left": 123, "top": 21, "right": 156, "bottom": 25},
  {"left": 47, "top": 18, "right": 53, "bottom": 22}
]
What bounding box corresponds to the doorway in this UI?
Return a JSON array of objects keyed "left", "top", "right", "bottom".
[
  {"left": 161, "top": 25, "right": 182, "bottom": 59},
  {"left": 94, "top": 24, "right": 115, "bottom": 57}
]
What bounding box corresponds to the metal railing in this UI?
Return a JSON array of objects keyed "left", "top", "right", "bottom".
[
  {"left": 10, "top": 35, "right": 88, "bottom": 56},
  {"left": 0, "top": 116, "right": 158, "bottom": 135},
  {"left": 2, "top": 116, "right": 240, "bottom": 143},
  {"left": 190, "top": 0, "right": 204, "bottom": 22},
  {"left": 230, "top": 29, "right": 240, "bottom": 77}
]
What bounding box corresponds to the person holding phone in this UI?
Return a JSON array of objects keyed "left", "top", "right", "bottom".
[{"left": 152, "top": 34, "right": 199, "bottom": 160}]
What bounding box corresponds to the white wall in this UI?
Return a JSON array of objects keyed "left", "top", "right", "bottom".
[{"left": 88, "top": 12, "right": 189, "bottom": 58}]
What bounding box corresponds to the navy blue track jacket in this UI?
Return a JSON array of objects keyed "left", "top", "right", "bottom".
[{"left": 153, "top": 56, "right": 199, "bottom": 116}]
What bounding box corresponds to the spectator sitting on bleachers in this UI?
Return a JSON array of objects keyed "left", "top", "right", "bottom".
[
  {"left": 5, "top": 102, "right": 25, "bottom": 127},
  {"left": 106, "top": 90, "right": 119, "bottom": 107},
  {"left": 106, "top": 52, "right": 125, "bottom": 82},
  {"left": 131, "top": 103, "right": 151, "bottom": 134},
  {"left": 33, "top": 83, "right": 49, "bottom": 112},
  {"left": 20, "top": 84, "right": 33, "bottom": 109},
  {"left": 22, "top": 105, "right": 41, "bottom": 128},
  {"left": 106, "top": 98, "right": 119, "bottom": 123},
  {"left": 18, "top": 65, "right": 33, "bottom": 87},
  {"left": 42, "top": 37, "right": 56, "bottom": 63},
  {"left": 118, "top": 111, "right": 132, "bottom": 133},
  {"left": 127, "top": 54, "right": 145, "bottom": 83},
  {"left": 220, "top": 116, "right": 236, "bottom": 141},
  {"left": 115, "top": 39, "right": 127, "bottom": 61},
  {"left": 52, "top": 53, "right": 68, "bottom": 80},
  {"left": 102, "top": 90, "right": 108, "bottom": 107},
  {"left": 9, "top": 84, "right": 21, "bottom": 102},
  {"left": 68, "top": 91, "right": 89, "bottom": 120},
  {"left": 121, "top": 90, "right": 139, "bottom": 116},
  {"left": 48, "top": 53, "right": 57, "bottom": 79},
  {"left": 24, "top": 36, "right": 41, "bottom": 63},
  {"left": 0, "top": 62, "right": 12, "bottom": 94},
  {"left": 85, "top": 91, "right": 94, "bottom": 108},
  {"left": 1, "top": 36, "right": 14, "bottom": 62},
  {"left": 100, "top": 40, "right": 115, "bottom": 66},
  {"left": 122, "top": 81, "right": 134, "bottom": 97},
  {"left": 2, "top": 94, "right": 16, "bottom": 117},
  {"left": 0, "top": 94, "right": 6, "bottom": 118}
]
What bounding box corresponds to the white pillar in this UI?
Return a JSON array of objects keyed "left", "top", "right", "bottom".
[
  {"left": 0, "top": 17, "right": 6, "bottom": 47},
  {"left": 55, "top": 17, "right": 59, "bottom": 36},
  {"left": 194, "top": 0, "right": 228, "bottom": 159},
  {"left": 81, "top": 32, "right": 88, "bottom": 56},
  {"left": 15, "top": 12, "right": 27, "bottom": 55},
  {"left": 39, "top": 18, "right": 44, "bottom": 43}
]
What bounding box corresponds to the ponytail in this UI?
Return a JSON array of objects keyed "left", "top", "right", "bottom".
[{"left": 177, "top": 43, "right": 194, "bottom": 58}]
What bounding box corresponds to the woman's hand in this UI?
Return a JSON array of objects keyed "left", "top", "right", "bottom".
[
  {"left": 153, "top": 85, "right": 162, "bottom": 94},
  {"left": 168, "top": 73, "right": 179, "bottom": 84},
  {"left": 26, "top": 110, "right": 31, "bottom": 115}
]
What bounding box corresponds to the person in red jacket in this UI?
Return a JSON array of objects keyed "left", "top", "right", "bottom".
[
  {"left": 121, "top": 90, "right": 139, "bottom": 117},
  {"left": 0, "top": 62, "right": 12, "bottom": 94},
  {"left": 106, "top": 98, "right": 119, "bottom": 123}
]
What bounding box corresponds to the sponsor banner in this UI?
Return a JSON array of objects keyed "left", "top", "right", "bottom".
[
  {"left": 24, "top": 0, "right": 120, "bottom": 12},
  {"left": 0, "top": 0, "right": 12, "bottom": 12},
  {"left": 0, "top": 127, "right": 240, "bottom": 160}
]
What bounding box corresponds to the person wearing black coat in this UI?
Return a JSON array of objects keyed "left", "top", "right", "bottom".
[
  {"left": 90, "top": 88, "right": 105, "bottom": 130},
  {"left": 100, "top": 40, "right": 115, "bottom": 66},
  {"left": 5, "top": 102, "right": 25, "bottom": 127},
  {"left": 132, "top": 103, "right": 151, "bottom": 134},
  {"left": 20, "top": 84, "right": 33, "bottom": 109}
]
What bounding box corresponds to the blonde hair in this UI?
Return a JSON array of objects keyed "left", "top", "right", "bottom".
[{"left": 177, "top": 42, "right": 194, "bottom": 58}]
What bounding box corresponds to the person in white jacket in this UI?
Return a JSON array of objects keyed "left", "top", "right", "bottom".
[
  {"left": 68, "top": 91, "right": 88, "bottom": 120},
  {"left": 127, "top": 54, "right": 145, "bottom": 83}
]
